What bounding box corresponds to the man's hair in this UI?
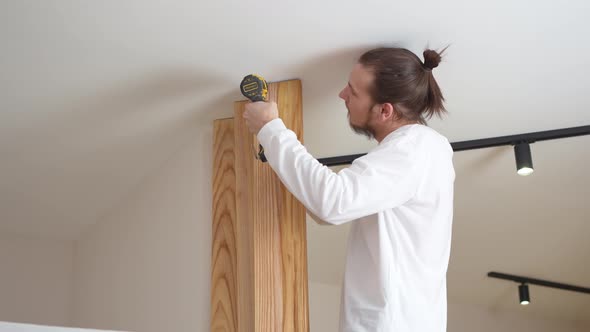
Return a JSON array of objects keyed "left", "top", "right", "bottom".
[{"left": 358, "top": 47, "right": 448, "bottom": 125}]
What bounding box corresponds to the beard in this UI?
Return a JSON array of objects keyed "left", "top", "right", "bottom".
[
  {"left": 347, "top": 105, "right": 376, "bottom": 140},
  {"left": 349, "top": 120, "right": 375, "bottom": 139}
]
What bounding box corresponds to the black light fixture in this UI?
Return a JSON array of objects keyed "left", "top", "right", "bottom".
[
  {"left": 514, "top": 142, "right": 534, "bottom": 176},
  {"left": 488, "top": 272, "right": 590, "bottom": 306},
  {"left": 317, "top": 125, "right": 590, "bottom": 168},
  {"left": 518, "top": 283, "right": 530, "bottom": 305}
]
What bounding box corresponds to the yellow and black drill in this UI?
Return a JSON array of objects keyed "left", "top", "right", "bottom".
[
  {"left": 240, "top": 74, "right": 268, "bottom": 102},
  {"left": 240, "top": 74, "right": 268, "bottom": 162}
]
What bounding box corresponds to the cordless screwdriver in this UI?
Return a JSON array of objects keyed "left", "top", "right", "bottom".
[{"left": 240, "top": 74, "right": 268, "bottom": 162}]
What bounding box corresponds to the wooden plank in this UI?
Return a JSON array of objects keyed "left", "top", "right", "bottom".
[
  {"left": 211, "top": 119, "right": 238, "bottom": 332},
  {"left": 270, "top": 80, "right": 308, "bottom": 332},
  {"left": 234, "top": 101, "right": 256, "bottom": 332},
  {"left": 234, "top": 79, "right": 309, "bottom": 332}
]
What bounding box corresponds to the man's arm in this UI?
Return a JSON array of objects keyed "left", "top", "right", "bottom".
[{"left": 257, "top": 118, "right": 422, "bottom": 225}]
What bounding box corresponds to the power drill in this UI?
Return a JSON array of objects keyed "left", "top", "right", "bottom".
[{"left": 240, "top": 74, "right": 268, "bottom": 162}]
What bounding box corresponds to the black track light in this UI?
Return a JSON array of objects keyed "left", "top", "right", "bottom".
[
  {"left": 514, "top": 142, "right": 534, "bottom": 176},
  {"left": 488, "top": 272, "right": 590, "bottom": 306},
  {"left": 317, "top": 125, "right": 590, "bottom": 167},
  {"left": 519, "top": 283, "right": 530, "bottom": 305}
]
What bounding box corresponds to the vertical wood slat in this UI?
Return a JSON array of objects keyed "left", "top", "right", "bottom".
[
  {"left": 234, "top": 100, "right": 256, "bottom": 332},
  {"left": 269, "top": 80, "right": 308, "bottom": 332},
  {"left": 211, "top": 119, "right": 238, "bottom": 332},
  {"left": 235, "top": 79, "right": 309, "bottom": 332},
  {"left": 211, "top": 79, "right": 308, "bottom": 332}
]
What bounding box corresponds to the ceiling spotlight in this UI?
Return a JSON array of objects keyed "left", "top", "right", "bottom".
[
  {"left": 514, "top": 142, "right": 534, "bottom": 176},
  {"left": 519, "top": 283, "right": 530, "bottom": 305}
]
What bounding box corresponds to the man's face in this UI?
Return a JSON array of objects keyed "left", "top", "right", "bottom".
[{"left": 338, "top": 63, "right": 379, "bottom": 138}]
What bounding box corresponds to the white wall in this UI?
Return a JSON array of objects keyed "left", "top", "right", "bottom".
[
  {"left": 308, "top": 282, "right": 589, "bottom": 332},
  {"left": 309, "top": 282, "right": 341, "bottom": 332},
  {"left": 0, "top": 234, "right": 74, "bottom": 327},
  {"left": 67, "top": 120, "right": 588, "bottom": 332},
  {"left": 447, "top": 301, "right": 588, "bottom": 332},
  {"left": 72, "top": 125, "right": 212, "bottom": 332}
]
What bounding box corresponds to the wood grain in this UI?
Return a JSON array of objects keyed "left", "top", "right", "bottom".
[
  {"left": 234, "top": 79, "right": 309, "bottom": 332},
  {"left": 211, "top": 119, "right": 238, "bottom": 332},
  {"left": 270, "top": 80, "right": 309, "bottom": 332},
  {"left": 234, "top": 100, "right": 256, "bottom": 332},
  {"left": 211, "top": 79, "right": 309, "bottom": 332}
]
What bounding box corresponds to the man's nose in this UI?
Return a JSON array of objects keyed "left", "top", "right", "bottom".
[{"left": 338, "top": 87, "right": 347, "bottom": 100}]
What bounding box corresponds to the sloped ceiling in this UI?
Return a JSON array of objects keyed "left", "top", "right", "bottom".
[{"left": 1, "top": 0, "right": 589, "bottom": 326}]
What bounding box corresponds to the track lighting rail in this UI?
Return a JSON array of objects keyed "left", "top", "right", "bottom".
[
  {"left": 317, "top": 125, "right": 590, "bottom": 167},
  {"left": 488, "top": 271, "right": 590, "bottom": 294}
]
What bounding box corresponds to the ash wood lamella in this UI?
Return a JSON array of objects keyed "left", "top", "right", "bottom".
[{"left": 212, "top": 80, "right": 309, "bottom": 332}]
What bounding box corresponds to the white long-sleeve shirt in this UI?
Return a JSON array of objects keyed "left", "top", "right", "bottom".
[{"left": 257, "top": 119, "right": 455, "bottom": 332}]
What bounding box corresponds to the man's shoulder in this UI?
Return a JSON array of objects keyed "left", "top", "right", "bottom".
[
  {"left": 380, "top": 125, "right": 448, "bottom": 149},
  {"left": 408, "top": 125, "right": 452, "bottom": 151}
]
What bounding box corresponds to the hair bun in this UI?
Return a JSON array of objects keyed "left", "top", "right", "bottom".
[{"left": 423, "top": 49, "right": 442, "bottom": 70}]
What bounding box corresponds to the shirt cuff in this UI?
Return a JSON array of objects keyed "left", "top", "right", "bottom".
[{"left": 257, "top": 118, "right": 287, "bottom": 147}]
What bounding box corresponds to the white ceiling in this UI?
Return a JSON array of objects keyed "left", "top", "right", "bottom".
[{"left": 1, "top": 0, "right": 589, "bottom": 326}]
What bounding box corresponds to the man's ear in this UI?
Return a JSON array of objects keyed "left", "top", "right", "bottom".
[{"left": 381, "top": 102, "right": 396, "bottom": 120}]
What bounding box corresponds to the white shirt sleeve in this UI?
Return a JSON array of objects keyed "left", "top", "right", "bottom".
[{"left": 257, "top": 118, "right": 423, "bottom": 225}]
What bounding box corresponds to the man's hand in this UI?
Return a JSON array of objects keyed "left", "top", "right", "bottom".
[{"left": 243, "top": 101, "right": 279, "bottom": 135}]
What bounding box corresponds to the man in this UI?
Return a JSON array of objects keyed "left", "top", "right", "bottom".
[{"left": 243, "top": 47, "right": 454, "bottom": 332}]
